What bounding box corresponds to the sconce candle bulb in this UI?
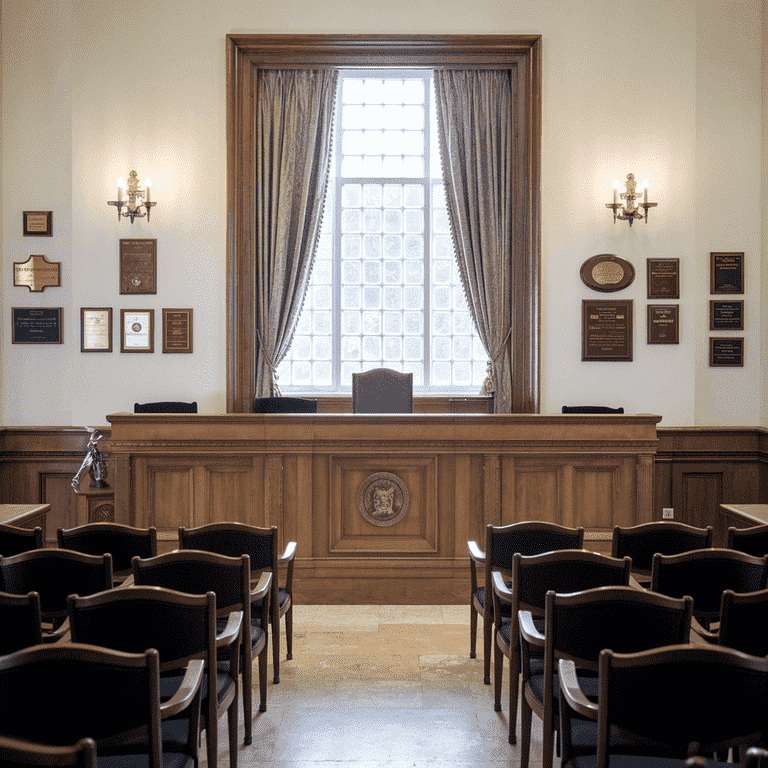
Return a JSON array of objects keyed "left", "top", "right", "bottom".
[
  {"left": 108, "top": 169, "right": 157, "bottom": 223},
  {"left": 606, "top": 172, "right": 657, "bottom": 226}
]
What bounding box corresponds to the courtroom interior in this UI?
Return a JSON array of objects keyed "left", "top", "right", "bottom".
[{"left": 2, "top": 1, "right": 768, "bottom": 766}]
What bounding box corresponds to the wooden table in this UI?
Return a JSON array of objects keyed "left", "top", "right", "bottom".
[{"left": 0, "top": 503, "right": 49, "bottom": 533}]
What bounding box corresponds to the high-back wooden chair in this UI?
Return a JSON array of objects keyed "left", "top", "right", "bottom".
[
  {"left": 727, "top": 524, "right": 768, "bottom": 558},
  {"left": 717, "top": 587, "right": 768, "bottom": 657},
  {"left": 0, "top": 735, "right": 96, "bottom": 768},
  {"left": 0, "top": 523, "right": 43, "bottom": 557},
  {"left": 0, "top": 590, "right": 43, "bottom": 655},
  {"left": 352, "top": 367, "right": 413, "bottom": 413},
  {"left": 178, "top": 521, "right": 294, "bottom": 684}
]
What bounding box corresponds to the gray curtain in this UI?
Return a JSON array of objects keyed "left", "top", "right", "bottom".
[
  {"left": 434, "top": 70, "right": 514, "bottom": 413},
  {"left": 255, "top": 69, "right": 338, "bottom": 397}
]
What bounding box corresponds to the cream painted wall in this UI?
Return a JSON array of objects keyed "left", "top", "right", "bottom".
[{"left": 0, "top": 0, "right": 763, "bottom": 427}]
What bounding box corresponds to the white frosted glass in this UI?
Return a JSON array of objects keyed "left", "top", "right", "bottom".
[
  {"left": 363, "top": 209, "right": 382, "bottom": 233},
  {"left": 402, "top": 157, "right": 423, "bottom": 177},
  {"left": 382, "top": 103, "right": 404, "bottom": 130},
  {"left": 432, "top": 183, "right": 446, "bottom": 206},
  {"left": 316, "top": 233, "right": 333, "bottom": 259},
  {"left": 433, "top": 235, "right": 453, "bottom": 259},
  {"left": 362, "top": 79, "right": 385, "bottom": 104},
  {"left": 341, "top": 209, "right": 361, "bottom": 233},
  {"left": 433, "top": 312, "right": 451, "bottom": 335},
  {"left": 382, "top": 79, "right": 404, "bottom": 104},
  {"left": 382, "top": 130, "right": 404, "bottom": 155},
  {"left": 402, "top": 131, "right": 424, "bottom": 155},
  {"left": 363, "top": 260, "right": 381, "bottom": 284},
  {"left": 473, "top": 361, "right": 487, "bottom": 386},
  {"left": 293, "top": 336, "right": 311, "bottom": 360},
  {"left": 383, "top": 184, "right": 402, "bottom": 207},
  {"left": 363, "top": 184, "right": 382, "bottom": 207},
  {"left": 341, "top": 156, "right": 364, "bottom": 177},
  {"left": 454, "top": 312, "right": 473, "bottom": 335},
  {"left": 362, "top": 312, "right": 381, "bottom": 334},
  {"left": 313, "top": 311, "right": 331, "bottom": 335},
  {"left": 404, "top": 210, "right": 423, "bottom": 234},
  {"left": 404, "top": 360, "right": 423, "bottom": 386},
  {"left": 404, "top": 236, "right": 422, "bottom": 259},
  {"left": 342, "top": 286, "right": 361, "bottom": 310},
  {"left": 432, "top": 362, "right": 451, "bottom": 385},
  {"left": 383, "top": 209, "right": 402, "bottom": 233},
  {"left": 342, "top": 184, "right": 362, "bottom": 207},
  {"left": 473, "top": 338, "right": 487, "bottom": 359},
  {"left": 342, "top": 336, "right": 361, "bottom": 360},
  {"left": 363, "top": 286, "right": 381, "bottom": 310},
  {"left": 313, "top": 361, "right": 332, "bottom": 385},
  {"left": 433, "top": 208, "right": 450, "bottom": 234},
  {"left": 343, "top": 131, "right": 364, "bottom": 155},
  {"left": 383, "top": 235, "right": 402, "bottom": 259},
  {"left": 433, "top": 286, "right": 451, "bottom": 309},
  {"left": 403, "top": 312, "right": 422, "bottom": 334},
  {"left": 405, "top": 261, "right": 423, "bottom": 284},
  {"left": 295, "top": 311, "right": 311, "bottom": 334},
  {"left": 363, "top": 236, "right": 381, "bottom": 260},
  {"left": 341, "top": 361, "right": 361, "bottom": 385},
  {"left": 343, "top": 79, "right": 365, "bottom": 104},
  {"left": 403, "top": 286, "right": 422, "bottom": 310},
  {"left": 342, "top": 235, "right": 361, "bottom": 260},
  {"left": 402, "top": 80, "right": 424, "bottom": 104},
  {"left": 453, "top": 362, "right": 472, "bottom": 385},
  {"left": 433, "top": 260, "right": 451, "bottom": 284},
  {"left": 342, "top": 311, "right": 361, "bottom": 334},
  {"left": 384, "top": 337, "right": 402, "bottom": 360},
  {"left": 313, "top": 285, "right": 332, "bottom": 310},
  {"left": 453, "top": 337, "right": 471, "bottom": 360},
  {"left": 404, "top": 185, "right": 423, "bottom": 207},
  {"left": 292, "top": 361, "right": 311, "bottom": 384},
  {"left": 382, "top": 156, "right": 405, "bottom": 176},
  {"left": 313, "top": 336, "right": 331, "bottom": 360},
  {"left": 403, "top": 337, "right": 423, "bottom": 361},
  {"left": 383, "top": 312, "right": 401, "bottom": 335},
  {"left": 343, "top": 104, "right": 364, "bottom": 129},
  {"left": 312, "top": 259, "right": 332, "bottom": 284},
  {"left": 342, "top": 260, "right": 361, "bottom": 284},
  {"left": 362, "top": 336, "right": 381, "bottom": 360},
  {"left": 433, "top": 336, "right": 451, "bottom": 360},
  {"left": 361, "top": 155, "right": 383, "bottom": 177},
  {"left": 276, "top": 359, "right": 291, "bottom": 385},
  {"left": 363, "top": 130, "right": 384, "bottom": 156},
  {"left": 453, "top": 286, "right": 469, "bottom": 311},
  {"left": 383, "top": 260, "right": 402, "bottom": 284},
  {"left": 383, "top": 286, "right": 402, "bottom": 310},
  {"left": 362, "top": 103, "right": 385, "bottom": 128},
  {"left": 402, "top": 105, "right": 424, "bottom": 130}
]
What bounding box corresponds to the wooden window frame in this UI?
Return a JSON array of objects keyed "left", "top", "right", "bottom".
[{"left": 226, "top": 34, "right": 541, "bottom": 413}]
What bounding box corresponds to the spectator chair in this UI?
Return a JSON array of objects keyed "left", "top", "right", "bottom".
[
  {"left": 0, "top": 735, "right": 96, "bottom": 768},
  {"left": 468, "top": 522, "right": 584, "bottom": 689},
  {"left": 612, "top": 521, "right": 714, "bottom": 585},
  {"left": 68, "top": 585, "right": 236, "bottom": 768},
  {"left": 134, "top": 401, "right": 198, "bottom": 413},
  {"left": 519, "top": 586, "right": 693, "bottom": 768},
  {"left": 179, "top": 521, "right": 295, "bottom": 684},
  {"left": 727, "top": 524, "right": 768, "bottom": 558},
  {"left": 352, "top": 367, "right": 413, "bottom": 413},
  {"left": 0, "top": 549, "right": 113, "bottom": 642},
  {"left": 57, "top": 522, "right": 157, "bottom": 584},
  {"left": 0, "top": 523, "right": 43, "bottom": 557},
  {"left": 132, "top": 549, "right": 270, "bottom": 750},
  {"left": 492, "top": 549, "right": 631, "bottom": 747},
  {"left": 717, "top": 587, "right": 768, "bottom": 657},
  {"left": 0, "top": 590, "right": 43, "bottom": 655},
  {"left": 0, "top": 643, "right": 203, "bottom": 768},
  {"left": 559, "top": 644, "right": 768, "bottom": 768}
]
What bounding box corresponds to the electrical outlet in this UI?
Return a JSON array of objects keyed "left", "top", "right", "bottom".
[{"left": 662, "top": 508, "right": 674, "bottom": 519}]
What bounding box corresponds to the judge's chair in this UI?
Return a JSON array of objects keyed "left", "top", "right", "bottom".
[
  {"left": 352, "top": 368, "right": 413, "bottom": 413},
  {"left": 134, "top": 401, "right": 197, "bottom": 413}
]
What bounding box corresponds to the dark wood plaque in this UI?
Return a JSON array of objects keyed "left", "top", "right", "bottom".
[
  {"left": 23, "top": 211, "right": 52, "bottom": 236},
  {"left": 12, "top": 307, "right": 62, "bottom": 343},
  {"left": 710, "top": 337, "right": 744, "bottom": 367},
  {"left": 580, "top": 254, "right": 635, "bottom": 292},
  {"left": 711, "top": 252, "right": 744, "bottom": 294},
  {"left": 647, "top": 304, "right": 679, "bottom": 344},
  {"left": 119, "top": 239, "right": 157, "bottom": 294},
  {"left": 582, "top": 299, "right": 633, "bottom": 361},
  {"left": 647, "top": 258, "right": 679, "bottom": 299},
  {"left": 710, "top": 300, "right": 743, "bottom": 331},
  {"left": 162, "top": 308, "right": 193, "bottom": 353}
]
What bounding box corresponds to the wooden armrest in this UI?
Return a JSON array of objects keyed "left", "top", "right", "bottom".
[
  {"left": 41, "top": 619, "right": 70, "bottom": 644},
  {"left": 467, "top": 540, "right": 485, "bottom": 563},
  {"left": 160, "top": 660, "right": 204, "bottom": 718},
  {"left": 279, "top": 541, "right": 297, "bottom": 563},
  {"left": 691, "top": 616, "right": 718, "bottom": 643},
  {"left": 519, "top": 610, "right": 545, "bottom": 646},
  {"left": 216, "top": 610, "right": 243, "bottom": 648},
  {"left": 249, "top": 571, "right": 272, "bottom": 602},
  {"left": 559, "top": 659, "right": 598, "bottom": 720},
  {"left": 491, "top": 570, "right": 513, "bottom": 602}
]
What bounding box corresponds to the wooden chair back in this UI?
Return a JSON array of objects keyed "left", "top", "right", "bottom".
[
  {"left": 718, "top": 587, "right": 768, "bottom": 657},
  {"left": 727, "top": 524, "right": 768, "bottom": 558},
  {"left": 0, "top": 524, "right": 43, "bottom": 558},
  {"left": 0, "top": 735, "right": 96, "bottom": 768},
  {"left": 352, "top": 367, "right": 413, "bottom": 413},
  {"left": 0, "top": 590, "right": 43, "bottom": 654}
]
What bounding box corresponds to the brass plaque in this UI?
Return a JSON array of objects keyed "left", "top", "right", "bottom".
[
  {"left": 647, "top": 258, "right": 680, "bottom": 299},
  {"left": 357, "top": 472, "right": 409, "bottom": 527},
  {"left": 119, "top": 239, "right": 157, "bottom": 294},
  {"left": 580, "top": 254, "right": 635, "bottom": 292},
  {"left": 162, "top": 308, "right": 193, "bottom": 353},
  {"left": 14, "top": 255, "right": 61, "bottom": 292},
  {"left": 647, "top": 304, "right": 679, "bottom": 344},
  {"left": 582, "top": 300, "right": 633, "bottom": 361},
  {"left": 710, "top": 337, "right": 744, "bottom": 367},
  {"left": 711, "top": 252, "right": 744, "bottom": 294},
  {"left": 710, "top": 300, "right": 743, "bottom": 331}
]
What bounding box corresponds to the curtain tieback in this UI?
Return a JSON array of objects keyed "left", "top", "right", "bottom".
[
  {"left": 480, "top": 326, "right": 512, "bottom": 395},
  {"left": 256, "top": 327, "right": 282, "bottom": 396}
]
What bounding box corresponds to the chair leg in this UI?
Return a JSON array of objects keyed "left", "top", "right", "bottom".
[
  {"left": 519, "top": 691, "right": 531, "bottom": 759},
  {"left": 483, "top": 608, "right": 493, "bottom": 684},
  {"left": 205, "top": 710, "right": 217, "bottom": 768},
  {"left": 242, "top": 642, "right": 253, "bottom": 746},
  {"left": 258, "top": 642, "right": 268, "bottom": 713},
  {"left": 470, "top": 602, "right": 478, "bottom": 659},
  {"left": 272, "top": 608, "right": 281, "bottom": 684},
  {"left": 285, "top": 601, "right": 293, "bottom": 660},
  {"left": 493, "top": 638, "right": 503, "bottom": 712},
  {"left": 228, "top": 696, "right": 239, "bottom": 768},
  {"left": 508, "top": 652, "right": 518, "bottom": 745}
]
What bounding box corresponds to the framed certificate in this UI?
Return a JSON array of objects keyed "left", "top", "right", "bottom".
[
  {"left": 120, "top": 309, "right": 154, "bottom": 353},
  {"left": 23, "top": 211, "right": 53, "bottom": 236},
  {"left": 81, "top": 308, "right": 113, "bottom": 352},
  {"left": 162, "top": 308, "right": 193, "bottom": 353}
]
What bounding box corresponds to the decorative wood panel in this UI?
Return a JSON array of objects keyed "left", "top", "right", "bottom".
[
  {"left": 40, "top": 473, "right": 77, "bottom": 544},
  {"left": 514, "top": 464, "right": 562, "bottom": 524}
]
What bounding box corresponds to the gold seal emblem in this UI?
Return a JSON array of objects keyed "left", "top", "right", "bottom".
[{"left": 357, "top": 472, "right": 409, "bottom": 527}]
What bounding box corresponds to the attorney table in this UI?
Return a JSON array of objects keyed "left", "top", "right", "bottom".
[
  {"left": 106, "top": 412, "right": 661, "bottom": 604},
  {"left": 0, "top": 503, "right": 49, "bottom": 532}
]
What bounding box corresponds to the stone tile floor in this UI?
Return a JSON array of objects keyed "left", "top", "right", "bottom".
[{"left": 200, "top": 605, "right": 544, "bottom": 767}]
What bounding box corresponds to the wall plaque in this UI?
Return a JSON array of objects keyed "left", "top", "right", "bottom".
[
  {"left": 647, "top": 304, "right": 679, "bottom": 344},
  {"left": 23, "top": 211, "right": 52, "bottom": 236},
  {"left": 357, "top": 472, "right": 409, "bottom": 527},
  {"left": 710, "top": 300, "right": 743, "bottom": 331},
  {"left": 120, "top": 309, "right": 154, "bottom": 352},
  {"left": 119, "top": 239, "right": 157, "bottom": 294},
  {"left": 12, "top": 307, "right": 62, "bottom": 344},
  {"left": 13, "top": 255, "right": 61, "bottom": 292},
  {"left": 162, "top": 308, "right": 193, "bottom": 353},
  {"left": 710, "top": 337, "right": 743, "bottom": 367},
  {"left": 647, "top": 258, "right": 679, "bottom": 299},
  {"left": 580, "top": 254, "right": 635, "bottom": 292},
  {"left": 711, "top": 252, "right": 744, "bottom": 294},
  {"left": 582, "top": 299, "right": 633, "bottom": 361},
  {"left": 81, "top": 308, "right": 113, "bottom": 352}
]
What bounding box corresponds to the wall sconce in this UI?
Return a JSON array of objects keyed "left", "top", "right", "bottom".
[
  {"left": 107, "top": 170, "right": 156, "bottom": 223},
  {"left": 606, "top": 173, "right": 657, "bottom": 226}
]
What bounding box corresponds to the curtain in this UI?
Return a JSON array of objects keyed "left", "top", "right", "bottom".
[
  {"left": 255, "top": 69, "right": 338, "bottom": 398},
  {"left": 434, "top": 70, "right": 514, "bottom": 413}
]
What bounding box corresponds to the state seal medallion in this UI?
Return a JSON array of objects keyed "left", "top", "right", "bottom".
[{"left": 357, "top": 472, "right": 409, "bottom": 527}]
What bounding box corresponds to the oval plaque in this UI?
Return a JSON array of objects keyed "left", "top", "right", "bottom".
[
  {"left": 580, "top": 254, "right": 635, "bottom": 292},
  {"left": 357, "top": 472, "right": 409, "bottom": 527}
]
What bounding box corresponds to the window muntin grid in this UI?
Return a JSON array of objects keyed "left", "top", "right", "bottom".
[{"left": 277, "top": 70, "right": 487, "bottom": 393}]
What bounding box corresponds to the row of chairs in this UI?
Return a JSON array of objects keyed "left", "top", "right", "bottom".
[{"left": 0, "top": 521, "right": 297, "bottom": 767}]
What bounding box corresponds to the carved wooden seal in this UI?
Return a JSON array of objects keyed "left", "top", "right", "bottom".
[{"left": 357, "top": 472, "right": 409, "bottom": 527}]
